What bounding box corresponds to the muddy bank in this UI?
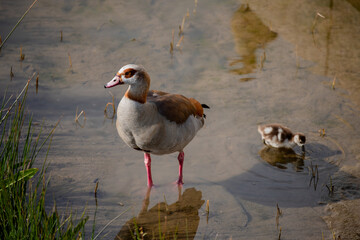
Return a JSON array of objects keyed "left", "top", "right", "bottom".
[{"left": 323, "top": 199, "right": 360, "bottom": 239}]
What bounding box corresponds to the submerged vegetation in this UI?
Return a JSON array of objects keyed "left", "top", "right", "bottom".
[{"left": 0, "top": 80, "right": 88, "bottom": 239}]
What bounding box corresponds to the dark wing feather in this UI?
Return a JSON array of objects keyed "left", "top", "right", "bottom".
[{"left": 147, "top": 90, "right": 202, "bottom": 124}]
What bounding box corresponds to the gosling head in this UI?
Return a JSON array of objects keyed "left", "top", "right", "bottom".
[{"left": 293, "top": 133, "right": 306, "bottom": 147}]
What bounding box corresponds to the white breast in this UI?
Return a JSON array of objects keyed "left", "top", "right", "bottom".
[{"left": 116, "top": 97, "right": 203, "bottom": 155}]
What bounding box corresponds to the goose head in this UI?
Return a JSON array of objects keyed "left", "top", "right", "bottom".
[{"left": 104, "top": 64, "right": 150, "bottom": 103}]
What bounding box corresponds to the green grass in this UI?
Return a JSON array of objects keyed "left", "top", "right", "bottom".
[{"left": 0, "top": 80, "right": 88, "bottom": 239}]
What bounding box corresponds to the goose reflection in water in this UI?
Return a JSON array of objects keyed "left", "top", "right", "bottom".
[
  {"left": 259, "top": 147, "right": 305, "bottom": 172},
  {"left": 115, "top": 187, "right": 204, "bottom": 240}
]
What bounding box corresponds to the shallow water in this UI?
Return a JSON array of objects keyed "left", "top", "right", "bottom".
[{"left": 1, "top": 0, "right": 360, "bottom": 239}]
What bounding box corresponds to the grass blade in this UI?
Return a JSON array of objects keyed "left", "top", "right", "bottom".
[
  {"left": 3, "top": 168, "right": 38, "bottom": 189},
  {"left": 0, "top": 0, "right": 38, "bottom": 50}
]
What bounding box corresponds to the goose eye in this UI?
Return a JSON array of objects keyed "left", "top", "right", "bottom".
[{"left": 124, "top": 69, "right": 136, "bottom": 78}]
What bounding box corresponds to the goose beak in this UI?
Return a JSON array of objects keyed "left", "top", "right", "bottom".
[{"left": 104, "top": 75, "right": 124, "bottom": 88}]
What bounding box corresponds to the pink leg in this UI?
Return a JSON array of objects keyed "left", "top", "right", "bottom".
[
  {"left": 144, "top": 153, "right": 154, "bottom": 187},
  {"left": 176, "top": 151, "right": 185, "bottom": 185}
]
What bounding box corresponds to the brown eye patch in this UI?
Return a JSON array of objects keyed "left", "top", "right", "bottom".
[{"left": 124, "top": 69, "right": 136, "bottom": 78}]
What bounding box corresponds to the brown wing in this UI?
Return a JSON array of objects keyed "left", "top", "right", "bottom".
[
  {"left": 275, "top": 125, "right": 293, "bottom": 141},
  {"left": 147, "top": 90, "right": 203, "bottom": 124},
  {"left": 261, "top": 124, "right": 293, "bottom": 141}
]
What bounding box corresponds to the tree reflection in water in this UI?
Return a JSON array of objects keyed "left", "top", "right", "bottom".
[{"left": 230, "top": 4, "right": 277, "bottom": 78}]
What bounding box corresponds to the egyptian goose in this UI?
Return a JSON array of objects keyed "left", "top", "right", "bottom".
[
  {"left": 258, "top": 124, "right": 306, "bottom": 149},
  {"left": 104, "top": 64, "right": 209, "bottom": 187}
]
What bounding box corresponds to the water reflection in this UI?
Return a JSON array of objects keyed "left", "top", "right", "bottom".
[
  {"left": 230, "top": 4, "right": 277, "bottom": 78},
  {"left": 346, "top": 0, "right": 360, "bottom": 11},
  {"left": 246, "top": 0, "right": 360, "bottom": 106},
  {"left": 219, "top": 142, "right": 342, "bottom": 208},
  {"left": 115, "top": 187, "right": 204, "bottom": 240},
  {"left": 259, "top": 147, "right": 305, "bottom": 171}
]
